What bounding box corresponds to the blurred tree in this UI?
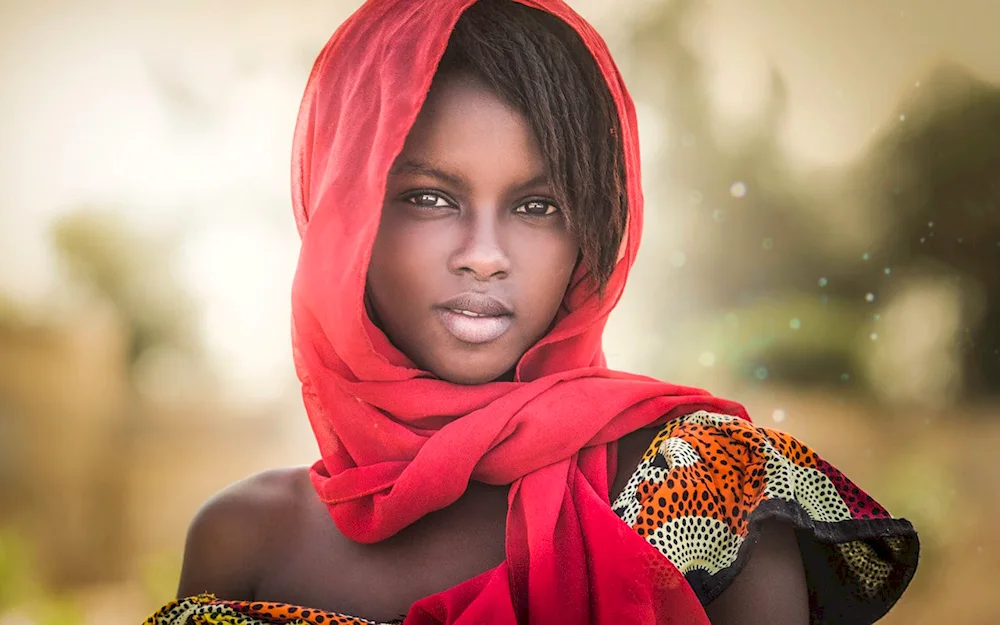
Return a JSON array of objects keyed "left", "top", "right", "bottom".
[
  {"left": 860, "top": 64, "right": 1000, "bottom": 396},
  {"left": 622, "top": 5, "right": 999, "bottom": 399},
  {"left": 51, "top": 207, "right": 201, "bottom": 368},
  {"left": 0, "top": 207, "right": 207, "bottom": 592},
  {"left": 625, "top": 0, "right": 838, "bottom": 304},
  {"left": 43, "top": 207, "right": 206, "bottom": 584},
  {"left": 622, "top": 0, "right": 867, "bottom": 386}
]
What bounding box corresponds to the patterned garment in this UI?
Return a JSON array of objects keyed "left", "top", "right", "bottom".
[
  {"left": 146, "top": 412, "right": 918, "bottom": 625},
  {"left": 146, "top": 595, "right": 381, "bottom": 625},
  {"left": 611, "top": 411, "right": 917, "bottom": 623}
]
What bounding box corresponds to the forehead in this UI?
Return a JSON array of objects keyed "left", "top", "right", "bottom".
[{"left": 397, "top": 74, "right": 546, "bottom": 174}]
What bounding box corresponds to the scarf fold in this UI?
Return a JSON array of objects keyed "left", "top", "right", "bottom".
[{"left": 290, "top": 1, "right": 749, "bottom": 622}]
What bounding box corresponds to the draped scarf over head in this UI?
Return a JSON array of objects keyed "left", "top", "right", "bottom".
[{"left": 290, "top": 0, "right": 748, "bottom": 622}]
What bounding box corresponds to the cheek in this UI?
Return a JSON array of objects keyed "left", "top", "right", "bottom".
[
  {"left": 368, "top": 218, "right": 446, "bottom": 305},
  {"left": 514, "top": 231, "right": 579, "bottom": 304}
]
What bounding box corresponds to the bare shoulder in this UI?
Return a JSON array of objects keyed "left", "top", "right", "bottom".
[
  {"left": 611, "top": 422, "right": 809, "bottom": 623},
  {"left": 176, "top": 466, "right": 313, "bottom": 600},
  {"left": 704, "top": 520, "right": 808, "bottom": 624}
]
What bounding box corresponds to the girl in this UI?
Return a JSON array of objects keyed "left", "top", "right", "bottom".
[{"left": 147, "top": 0, "right": 918, "bottom": 623}]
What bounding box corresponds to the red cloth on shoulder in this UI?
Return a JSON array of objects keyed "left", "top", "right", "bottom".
[{"left": 290, "top": 1, "right": 748, "bottom": 622}]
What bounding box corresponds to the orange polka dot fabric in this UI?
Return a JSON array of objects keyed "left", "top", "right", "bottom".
[
  {"left": 146, "top": 412, "right": 918, "bottom": 624},
  {"left": 611, "top": 410, "right": 918, "bottom": 623},
  {"left": 146, "top": 594, "right": 390, "bottom": 625}
]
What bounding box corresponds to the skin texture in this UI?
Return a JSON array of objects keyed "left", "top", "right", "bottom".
[
  {"left": 177, "top": 436, "right": 809, "bottom": 624},
  {"left": 367, "top": 73, "right": 579, "bottom": 385},
  {"left": 177, "top": 73, "right": 810, "bottom": 624}
]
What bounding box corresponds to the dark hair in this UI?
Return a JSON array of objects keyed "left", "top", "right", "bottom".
[{"left": 437, "top": 0, "right": 628, "bottom": 292}]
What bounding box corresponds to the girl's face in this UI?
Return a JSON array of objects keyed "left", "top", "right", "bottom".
[{"left": 367, "top": 74, "right": 580, "bottom": 385}]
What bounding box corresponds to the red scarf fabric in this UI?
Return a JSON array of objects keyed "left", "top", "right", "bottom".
[{"left": 290, "top": 1, "right": 748, "bottom": 622}]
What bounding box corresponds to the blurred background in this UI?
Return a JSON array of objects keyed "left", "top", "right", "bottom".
[{"left": 1, "top": 0, "right": 997, "bottom": 622}]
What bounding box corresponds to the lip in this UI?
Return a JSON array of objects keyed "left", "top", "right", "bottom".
[
  {"left": 437, "top": 292, "right": 514, "bottom": 344},
  {"left": 439, "top": 292, "right": 513, "bottom": 317}
]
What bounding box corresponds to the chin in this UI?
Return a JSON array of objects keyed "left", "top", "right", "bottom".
[{"left": 430, "top": 356, "right": 516, "bottom": 385}]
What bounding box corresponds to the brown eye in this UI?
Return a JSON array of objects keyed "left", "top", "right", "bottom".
[
  {"left": 515, "top": 199, "right": 559, "bottom": 216},
  {"left": 405, "top": 192, "right": 453, "bottom": 208}
]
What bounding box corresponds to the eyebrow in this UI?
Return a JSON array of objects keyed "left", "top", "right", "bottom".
[
  {"left": 388, "top": 158, "right": 550, "bottom": 194},
  {"left": 389, "top": 159, "right": 470, "bottom": 189}
]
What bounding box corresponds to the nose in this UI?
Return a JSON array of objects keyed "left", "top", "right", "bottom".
[{"left": 448, "top": 210, "right": 511, "bottom": 281}]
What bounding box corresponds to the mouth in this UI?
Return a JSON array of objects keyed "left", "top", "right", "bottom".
[{"left": 437, "top": 292, "right": 514, "bottom": 344}]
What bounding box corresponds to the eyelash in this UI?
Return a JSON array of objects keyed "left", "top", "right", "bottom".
[
  {"left": 515, "top": 199, "right": 560, "bottom": 217},
  {"left": 404, "top": 191, "right": 455, "bottom": 209},
  {"left": 401, "top": 191, "right": 560, "bottom": 217}
]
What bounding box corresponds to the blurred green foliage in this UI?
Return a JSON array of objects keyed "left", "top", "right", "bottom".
[{"left": 0, "top": 527, "right": 83, "bottom": 625}]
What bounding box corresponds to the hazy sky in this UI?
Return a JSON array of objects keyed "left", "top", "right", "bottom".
[
  {"left": 698, "top": 0, "right": 1000, "bottom": 165},
  {"left": 1, "top": 0, "right": 997, "bottom": 400}
]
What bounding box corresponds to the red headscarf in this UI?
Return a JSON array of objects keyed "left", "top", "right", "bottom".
[{"left": 290, "top": 0, "right": 748, "bottom": 622}]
